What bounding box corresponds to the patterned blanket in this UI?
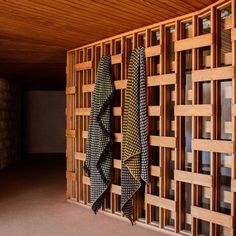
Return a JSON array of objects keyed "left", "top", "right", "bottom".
[
  {"left": 84, "top": 55, "right": 115, "bottom": 213},
  {"left": 121, "top": 46, "right": 148, "bottom": 223}
]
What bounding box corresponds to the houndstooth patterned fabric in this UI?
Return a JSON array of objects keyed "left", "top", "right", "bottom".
[
  {"left": 121, "top": 46, "right": 148, "bottom": 223},
  {"left": 84, "top": 55, "right": 115, "bottom": 213}
]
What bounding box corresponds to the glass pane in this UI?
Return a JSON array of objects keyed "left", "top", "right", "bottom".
[
  {"left": 150, "top": 176, "right": 159, "bottom": 196},
  {"left": 150, "top": 206, "right": 159, "bottom": 225},
  {"left": 199, "top": 186, "right": 210, "bottom": 210},
  {"left": 149, "top": 146, "right": 160, "bottom": 166},
  {"left": 182, "top": 116, "right": 192, "bottom": 171},
  {"left": 199, "top": 46, "right": 211, "bottom": 69},
  {"left": 219, "top": 5, "right": 232, "bottom": 66},
  {"left": 181, "top": 50, "right": 192, "bottom": 105},
  {"left": 138, "top": 33, "right": 146, "bottom": 47},
  {"left": 199, "top": 15, "right": 211, "bottom": 35},
  {"left": 166, "top": 148, "right": 175, "bottom": 200},
  {"left": 200, "top": 116, "right": 211, "bottom": 139},
  {"left": 166, "top": 26, "right": 175, "bottom": 73},
  {"left": 151, "top": 29, "right": 160, "bottom": 46},
  {"left": 166, "top": 85, "right": 175, "bottom": 137},
  {"left": 197, "top": 219, "right": 210, "bottom": 236},
  {"left": 182, "top": 21, "right": 192, "bottom": 39},
  {"left": 199, "top": 151, "right": 211, "bottom": 175},
  {"left": 219, "top": 153, "right": 231, "bottom": 215},
  {"left": 181, "top": 183, "right": 192, "bottom": 232},
  {"left": 220, "top": 80, "right": 232, "bottom": 140}
]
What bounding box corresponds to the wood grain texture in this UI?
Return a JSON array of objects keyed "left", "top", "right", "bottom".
[
  {"left": 0, "top": 0, "right": 217, "bottom": 63},
  {"left": 66, "top": 0, "right": 236, "bottom": 235}
]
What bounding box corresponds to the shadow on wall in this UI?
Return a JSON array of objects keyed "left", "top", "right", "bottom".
[
  {"left": 23, "top": 91, "right": 66, "bottom": 156},
  {"left": 0, "top": 78, "right": 21, "bottom": 169}
]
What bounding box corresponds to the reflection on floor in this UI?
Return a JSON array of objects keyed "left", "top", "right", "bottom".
[{"left": 0, "top": 156, "right": 168, "bottom": 236}]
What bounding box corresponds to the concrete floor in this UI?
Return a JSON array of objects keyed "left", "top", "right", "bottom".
[{"left": 0, "top": 156, "right": 168, "bottom": 236}]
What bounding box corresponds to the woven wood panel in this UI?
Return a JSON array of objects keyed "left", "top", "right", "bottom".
[{"left": 66, "top": 0, "right": 236, "bottom": 235}]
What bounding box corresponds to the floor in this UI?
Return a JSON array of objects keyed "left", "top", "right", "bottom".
[{"left": 0, "top": 156, "right": 168, "bottom": 236}]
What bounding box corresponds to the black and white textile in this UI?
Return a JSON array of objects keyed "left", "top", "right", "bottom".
[
  {"left": 121, "top": 46, "right": 148, "bottom": 223},
  {"left": 84, "top": 55, "right": 115, "bottom": 213}
]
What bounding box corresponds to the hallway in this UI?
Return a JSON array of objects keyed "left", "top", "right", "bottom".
[{"left": 0, "top": 157, "right": 167, "bottom": 236}]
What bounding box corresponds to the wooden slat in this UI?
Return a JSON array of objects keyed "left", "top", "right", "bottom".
[
  {"left": 113, "top": 159, "right": 121, "bottom": 169},
  {"left": 112, "top": 107, "right": 122, "bottom": 116},
  {"left": 175, "top": 33, "right": 212, "bottom": 51},
  {"left": 148, "top": 106, "right": 161, "bottom": 116},
  {"left": 232, "top": 104, "right": 236, "bottom": 116},
  {"left": 150, "top": 165, "right": 162, "bottom": 177},
  {"left": 145, "top": 45, "right": 161, "bottom": 57},
  {"left": 75, "top": 107, "right": 122, "bottom": 116},
  {"left": 203, "top": 55, "right": 211, "bottom": 68},
  {"left": 114, "top": 80, "right": 127, "bottom": 90},
  {"left": 82, "top": 80, "right": 127, "bottom": 93},
  {"left": 66, "top": 86, "right": 76, "bottom": 94},
  {"left": 66, "top": 129, "right": 75, "bottom": 138},
  {"left": 111, "top": 54, "right": 122, "bottom": 64},
  {"left": 192, "top": 139, "right": 233, "bottom": 153},
  {"left": 82, "top": 84, "right": 94, "bottom": 93},
  {"left": 147, "top": 73, "right": 176, "bottom": 86},
  {"left": 174, "top": 170, "right": 192, "bottom": 184},
  {"left": 82, "top": 176, "right": 90, "bottom": 185},
  {"left": 65, "top": 0, "right": 236, "bottom": 233},
  {"left": 174, "top": 170, "right": 212, "bottom": 187},
  {"left": 192, "top": 66, "right": 233, "bottom": 82},
  {"left": 75, "top": 108, "right": 90, "bottom": 116},
  {"left": 146, "top": 194, "right": 175, "bottom": 211},
  {"left": 149, "top": 136, "right": 176, "bottom": 148},
  {"left": 224, "top": 16, "right": 232, "bottom": 30},
  {"left": 110, "top": 184, "right": 121, "bottom": 195},
  {"left": 222, "top": 52, "right": 232, "bottom": 65},
  {"left": 114, "top": 133, "right": 122, "bottom": 142},
  {"left": 191, "top": 206, "right": 233, "bottom": 228},
  {"left": 75, "top": 152, "right": 86, "bottom": 161},
  {"left": 232, "top": 179, "right": 236, "bottom": 192},
  {"left": 192, "top": 173, "right": 212, "bottom": 187},
  {"left": 231, "top": 27, "right": 236, "bottom": 41},
  {"left": 82, "top": 131, "right": 122, "bottom": 142},
  {"left": 175, "top": 105, "right": 213, "bottom": 116},
  {"left": 75, "top": 61, "right": 92, "bottom": 71},
  {"left": 82, "top": 131, "right": 88, "bottom": 139},
  {"left": 66, "top": 171, "right": 76, "bottom": 181}
]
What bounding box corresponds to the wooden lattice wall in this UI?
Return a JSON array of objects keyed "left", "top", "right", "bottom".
[{"left": 66, "top": 0, "right": 236, "bottom": 235}]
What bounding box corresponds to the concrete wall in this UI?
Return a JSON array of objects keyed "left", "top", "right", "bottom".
[
  {"left": 24, "top": 91, "right": 66, "bottom": 154},
  {"left": 0, "top": 78, "right": 21, "bottom": 169}
]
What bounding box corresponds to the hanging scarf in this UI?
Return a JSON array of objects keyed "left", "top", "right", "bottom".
[
  {"left": 84, "top": 55, "right": 115, "bottom": 213},
  {"left": 121, "top": 46, "right": 148, "bottom": 223}
]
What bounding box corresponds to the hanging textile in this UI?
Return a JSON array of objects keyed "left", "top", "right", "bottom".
[
  {"left": 121, "top": 46, "right": 148, "bottom": 223},
  {"left": 84, "top": 55, "right": 115, "bottom": 213}
]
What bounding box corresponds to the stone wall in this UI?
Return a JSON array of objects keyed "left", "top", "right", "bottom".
[{"left": 0, "top": 78, "right": 21, "bottom": 169}]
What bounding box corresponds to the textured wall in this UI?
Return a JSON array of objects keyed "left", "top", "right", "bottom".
[
  {"left": 24, "top": 91, "right": 66, "bottom": 154},
  {"left": 0, "top": 78, "right": 21, "bottom": 169}
]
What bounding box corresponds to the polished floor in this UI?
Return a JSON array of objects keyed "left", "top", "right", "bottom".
[{"left": 0, "top": 156, "right": 168, "bottom": 236}]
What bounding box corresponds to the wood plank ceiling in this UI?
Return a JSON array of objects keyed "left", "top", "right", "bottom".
[{"left": 0, "top": 0, "right": 217, "bottom": 89}]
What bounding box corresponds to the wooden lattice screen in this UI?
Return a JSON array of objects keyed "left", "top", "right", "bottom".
[{"left": 66, "top": 0, "right": 236, "bottom": 235}]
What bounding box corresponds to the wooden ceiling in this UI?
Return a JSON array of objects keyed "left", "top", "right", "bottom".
[{"left": 0, "top": 0, "right": 217, "bottom": 89}]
